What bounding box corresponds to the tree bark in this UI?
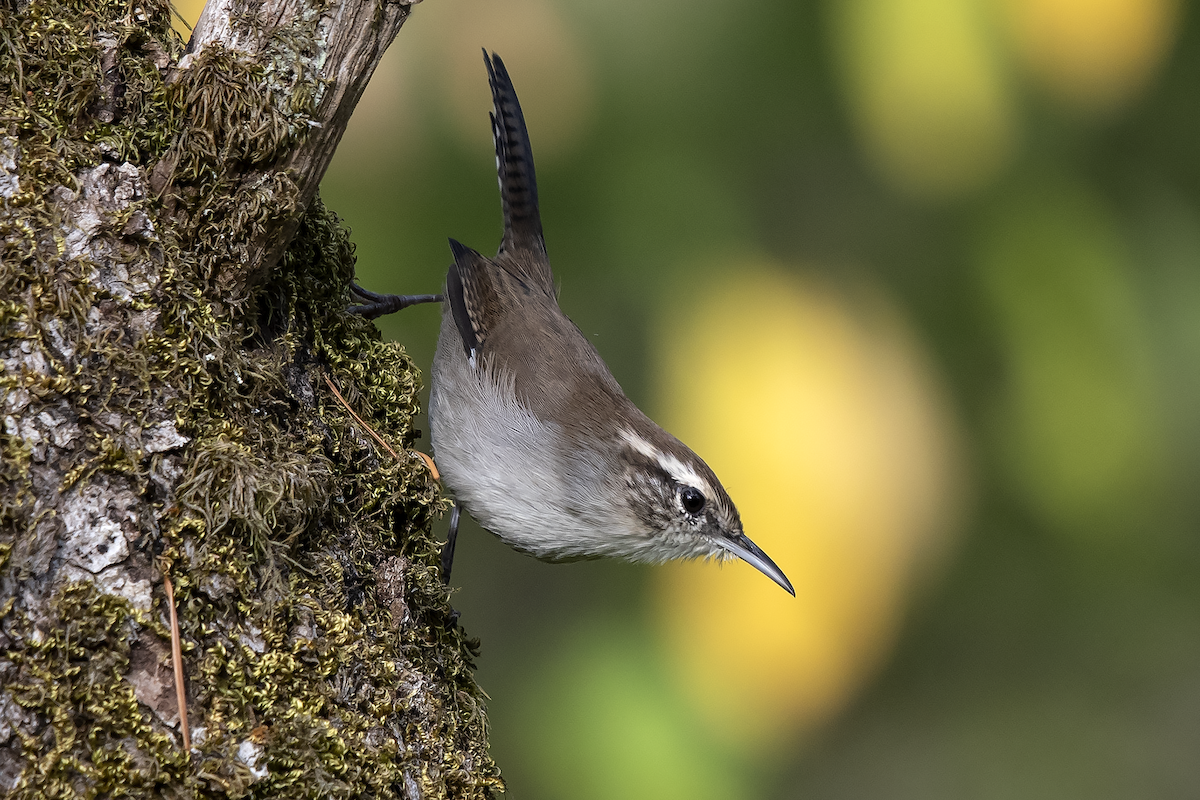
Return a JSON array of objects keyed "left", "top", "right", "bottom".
[{"left": 0, "top": 0, "right": 501, "bottom": 797}]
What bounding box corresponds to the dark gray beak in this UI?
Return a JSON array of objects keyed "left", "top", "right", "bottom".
[{"left": 717, "top": 531, "right": 795, "bottom": 596}]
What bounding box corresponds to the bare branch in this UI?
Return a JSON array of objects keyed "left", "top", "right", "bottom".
[{"left": 173, "top": 0, "right": 413, "bottom": 283}]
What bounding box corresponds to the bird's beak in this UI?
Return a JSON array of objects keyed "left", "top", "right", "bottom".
[{"left": 717, "top": 531, "right": 795, "bottom": 596}]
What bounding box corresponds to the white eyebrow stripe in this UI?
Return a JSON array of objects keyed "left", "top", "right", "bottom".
[
  {"left": 620, "top": 429, "right": 710, "bottom": 496},
  {"left": 620, "top": 429, "right": 658, "bottom": 460}
]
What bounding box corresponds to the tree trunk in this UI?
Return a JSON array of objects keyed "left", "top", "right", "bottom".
[{"left": 0, "top": 0, "right": 501, "bottom": 796}]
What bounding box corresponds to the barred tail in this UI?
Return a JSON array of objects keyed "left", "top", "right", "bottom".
[{"left": 485, "top": 51, "right": 553, "bottom": 289}]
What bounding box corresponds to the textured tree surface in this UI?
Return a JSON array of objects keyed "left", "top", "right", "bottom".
[{"left": 0, "top": 0, "right": 502, "bottom": 796}]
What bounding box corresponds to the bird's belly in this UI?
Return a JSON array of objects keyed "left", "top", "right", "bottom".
[{"left": 430, "top": 348, "right": 605, "bottom": 560}]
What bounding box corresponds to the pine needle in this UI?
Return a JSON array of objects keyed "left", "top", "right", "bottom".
[{"left": 322, "top": 372, "right": 439, "bottom": 480}]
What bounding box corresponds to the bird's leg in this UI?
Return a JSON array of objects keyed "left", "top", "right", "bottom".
[
  {"left": 348, "top": 282, "right": 443, "bottom": 319},
  {"left": 441, "top": 503, "right": 461, "bottom": 584}
]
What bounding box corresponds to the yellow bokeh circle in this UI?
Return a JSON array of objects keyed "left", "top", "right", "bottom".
[
  {"left": 834, "top": 0, "right": 1016, "bottom": 199},
  {"left": 651, "top": 262, "right": 963, "bottom": 752},
  {"left": 1001, "top": 0, "right": 1179, "bottom": 111}
]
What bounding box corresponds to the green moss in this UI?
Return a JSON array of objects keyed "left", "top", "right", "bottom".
[
  {"left": 0, "top": 1, "right": 177, "bottom": 188},
  {"left": 0, "top": 0, "right": 500, "bottom": 797},
  {"left": 6, "top": 583, "right": 193, "bottom": 795},
  {"left": 156, "top": 8, "right": 328, "bottom": 300}
]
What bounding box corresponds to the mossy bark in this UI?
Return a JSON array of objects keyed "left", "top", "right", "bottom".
[{"left": 0, "top": 1, "right": 501, "bottom": 797}]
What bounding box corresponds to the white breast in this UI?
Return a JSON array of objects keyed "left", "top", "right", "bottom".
[{"left": 429, "top": 312, "right": 640, "bottom": 561}]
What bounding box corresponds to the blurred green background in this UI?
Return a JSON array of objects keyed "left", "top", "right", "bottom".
[{"left": 187, "top": 0, "right": 1200, "bottom": 795}]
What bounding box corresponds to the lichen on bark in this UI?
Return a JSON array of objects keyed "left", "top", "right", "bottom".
[{"left": 0, "top": 0, "right": 501, "bottom": 797}]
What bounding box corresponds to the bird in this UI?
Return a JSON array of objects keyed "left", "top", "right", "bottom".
[{"left": 350, "top": 51, "right": 793, "bottom": 595}]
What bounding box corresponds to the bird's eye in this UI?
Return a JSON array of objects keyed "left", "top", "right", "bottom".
[{"left": 680, "top": 487, "right": 706, "bottom": 515}]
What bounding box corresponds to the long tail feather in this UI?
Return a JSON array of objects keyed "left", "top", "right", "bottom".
[{"left": 485, "top": 51, "right": 552, "bottom": 287}]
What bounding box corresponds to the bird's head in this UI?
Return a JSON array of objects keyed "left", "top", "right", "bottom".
[{"left": 616, "top": 428, "right": 794, "bottom": 595}]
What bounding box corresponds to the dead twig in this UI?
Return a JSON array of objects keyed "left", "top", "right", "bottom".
[
  {"left": 163, "top": 573, "right": 190, "bottom": 753},
  {"left": 322, "top": 372, "right": 440, "bottom": 480}
]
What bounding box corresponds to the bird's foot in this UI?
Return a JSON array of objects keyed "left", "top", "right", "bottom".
[
  {"left": 440, "top": 504, "right": 460, "bottom": 585},
  {"left": 348, "top": 282, "right": 442, "bottom": 319}
]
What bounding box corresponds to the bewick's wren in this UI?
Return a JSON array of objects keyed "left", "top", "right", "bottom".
[{"left": 351, "top": 52, "right": 793, "bottom": 595}]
